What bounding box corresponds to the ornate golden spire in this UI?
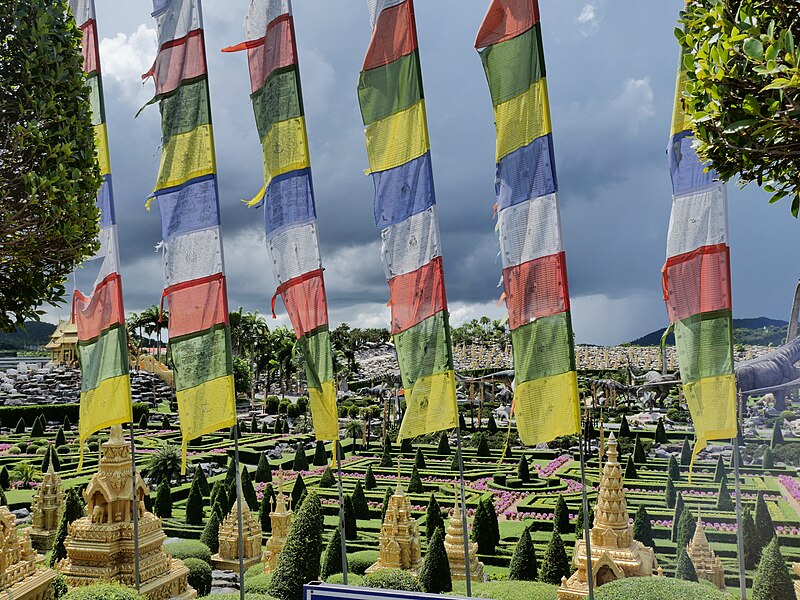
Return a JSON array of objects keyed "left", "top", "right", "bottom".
[{"left": 595, "top": 432, "right": 629, "bottom": 530}]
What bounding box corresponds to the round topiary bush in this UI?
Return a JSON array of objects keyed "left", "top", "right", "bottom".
[
  {"left": 326, "top": 573, "right": 364, "bottom": 586},
  {"left": 594, "top": 577, "right": 729, "bottom": 599},
  {"left": 56, "top": 445, "right": 71, "bottom": 454},
  {"left": 182, "top": 557, "right": 212, "bottom": 597},
  {"left": 63, "top": 583, "right": 145, "bottom": 600},
  {"left": 347, "top": 550, "right": 379, "bottom": 575},
  {"left": 7, "top": 447, "right": 20, "bottom": 455},
  {"left": 36, "top": 446, "right": 48, "bottom": 455},
  {"left": 163, "top": 540, "right": 212, "bottom": 565},
  {"left": 244, "top": 574, "right": 273, "bottom": 595},
  {"left": 363, "top": 569, "right": 421, "bottom": 592},
  {"left": 287, "top": 404, "right": 301, "bottom": 418}
]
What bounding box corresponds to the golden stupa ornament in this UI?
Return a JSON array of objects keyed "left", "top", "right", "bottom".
[
  {"left": 443, "top": 497, "right": 484, "bottom": 582},
  {"left": 0, "top": 505, "right": 56, "bottom": 600},
  {"left": 29, "top": 462, "right": 65, "bottom": 551},
  {"left": 686, "top": 512, "right": 725, "bottom": 591},
  {"left": 262, "top": 468, "right": 292, "bottom": 573}
]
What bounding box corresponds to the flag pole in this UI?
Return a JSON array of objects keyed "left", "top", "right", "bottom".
[
  {"left": 234, "top": 424, "right": 246, "bottom": 600},
  {"left": 334, "top": 440, "right": 349, "bottom": 584},
  {"left": 578, "top": 420, "right": 594, "bottom": 600},
  {"left": 733, "top": 391, "right": 746, "bottom": 600},
  {"left": 455, "top": 426, "right": 472, "bottom": 597},
  {"left": 129, "top": 421, "right": 141, "bottom": 592}
]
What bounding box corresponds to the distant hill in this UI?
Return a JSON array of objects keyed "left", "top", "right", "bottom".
[
  {"left": 0, "top": 321, "right": 57, "bottom": 351},
  {"left": 628, "top": 317, "right": 789, "bottom": 347}
]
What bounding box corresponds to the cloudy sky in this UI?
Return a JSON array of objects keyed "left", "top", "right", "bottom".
[{"left": 56, "top": 0, "right": 800, "bottom": 345}]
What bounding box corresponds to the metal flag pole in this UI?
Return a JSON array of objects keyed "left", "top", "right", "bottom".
[
  {"left": 455, "top": 426, "right": 472, "bottom": 597},
  {"left": 733, "top": 391, "right": 746, "bottom": 600},
  {"left": 334, "top": 440, "right": 349, "bottom": 584},
  {"left": 234, "top": 424, "right": 246, "bottom": 600},
  {"left": 128, "top": 422, "right": 141, "bottom": 591},
  {"left": 578, "top": 424, "right": 594, "bottom": 600}
]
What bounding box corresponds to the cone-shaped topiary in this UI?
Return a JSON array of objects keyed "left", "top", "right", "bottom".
[
  {"left": 459, "top": 413, "right": 467, "bottom": 431},
  {"left": 318, "top": 466, "right": 335, "bottom": 488},
  {"left": 185, "top": 478, "right": 205, "bottom": 525},
  {"left": 55, "top": 426, "right": 66, "bottom": 447},
  {"left": 407, "top": 465, "right": 424, "bottom": 494},
  {"left": 539, "top": 530, "right": 570, "bottom": 585},
  {"left": 351, "top": 481, "right": 370, "bottom": 519},
  {"left": 668, "top": 454, "right": 681, "bottom": 480},
  {"left": 752, "top": 537, "right": 794, "bottom": 600},
  {"left": 654, "top": 417, "right": 667, "bottom": 444},
  {"left": 755, "top": 494, "right": 775, "bottom": 551},
  {"left": 675, "top": 507, "right": 696, "bottom": 551},
  {"left": 161, "top": 414, "right": 170, "bottom": 430},
  {"left": 292, "top": 474, "right": 307, "bottom": 507},
  {"left": 475, "top": 433, "right": 491, "bottom": 457},
  {"left": 274, "top": 418, "right": 283, "bottom": 434},
  {"left": 155, "top": 479, "right": 172, "bottom": 519},
  {"left": 364, "top": 464, "right": 377, "bottom": 490},
  {"left": 241, "top": 468, "right": 259, "bottom": 512},
  {"left": 763, "top": 446, "right": 775, "bottom": 469},
  {"left": 255, "top": 453, "right": 272, "bottom": 483},
  {"left": 0, "top": 488, "right": 6, "bottom": 506},
  {"left": 675, "top": 548, "right": 698, "bottom": 582},
  {"left": 680, "top": 439, "right": 692, "bottom": 465},
  {"left": 575, "top": 502, "right": 594, "bottom": 536},
  {"left": 226, "top": 480, "right": 237, "bottom": 515},
  {"left": 251, "top": 414, "right": 258, "bottom": 434},
  {"left": 14, "top": 418, "right": 25, "bottom": 434},
  {"left": 31, "top": 415, "right": 44, "bottom": 437},
  {"left": 671, "top": 492, "right": 685, "bottom": 542},
  {"left": 201, "top": 502, "right": 222, "bottom": 554},
  {"left": 0, "top": 466, "right": 9, "bottom": 490},
  {"left": 194, "top": 464, "right": 210, "bottom": 496},
  {"left": 419, "top": 526, "right": 451, "bottom": 593},
  {"left": 487, "top": 412, "right": 498, "bottom": 434},
  {"left": 437, "top": 431, "right": 451, "bottom": 455},
  {"left": 713, "top": 454, "right": 726, "bottom": 482},
  {"left": 224, "top": 459, "right": 237, "bottom": 486},
  {"left": 508, "top": 526, "right": 538, "bottom": 581},
  {"left": 771, "top": 420, "right": 784, "bottom": 448},
  {"left": 380, "top": 487, "right": 391, "bottom": 523},
  {"left": 632, "top": 505, "right": 654, "bottom": 548},
  {"left": 343, "top": 494, "right": 357, "bottom": 540},
  {"left": 312, "top": 441, "right": 328, "bottom": 466},
  {"left": 665, "top": 473, "right": 676, "bottom": 509},
  {"left": 470, "top": 500, "right": 494, "bottom": 555},
  {"left": 262, "top": 420, "right": 270, "bottom": 434},
  {"left": 138, "top": 412, "right": 149, "bottom": 430},
  {"left": 517, "top": 455, "right": 530, "bottom": 482},
  {"left": 293, "top": 443, "right": 309, "bottom": 471},
  {"left": 553, "top": 494, "right": 570, "bottom": 533},
  {"left": 282, "top": 419, "right": 290, "bottom": 434},
  {"left": 624, "top": 456, "right": 638, "bottom": 479},
  {"left": 742, "top": 506, "right": 759, "bottom": 569},
  {"left": 619, "top": 416, "right": 631, "bottom": 438},
  {"left": 450, "top": 452, "right": 459, "bottom": 471},
  {"left": 716, "top": 477, "right": 733, "bottom": 511},
  {"left": 633, "top": 435, "right": 646, "bottom": 463},
  {"left": 50, "top": 487, "right": 84, "bottom": 566},
  {"left": 269, "top": 491, "right": 324, "bottom": 600},
  {"left": 414, "top": 448, "right": 426, "bottom": 469},
  {"left": 63, "top": 415, "right": 71, "bottom": 430},
  {"left": 484, "top": 496, "right": 500, "bottom": 549},
  {"left": 260, "top": 484, "right": 275, "bottom": 534},
  {"left": 400, "top": 438, "right": 413, "bottom": 454},
  {"left": 425, "top": 494, "right": 444, "bottom": 541},
  {"left": 210, "top": 481, "right": 226, "bottom": 513},
  {"left": 380, "top": 438, "right": 393, "bottom": 467},
  {"left": 321, "top": 525, "right": 344, "bottom": 581},
  {"left": 41, "top": 444, "right": 51, "bottom": 472}
]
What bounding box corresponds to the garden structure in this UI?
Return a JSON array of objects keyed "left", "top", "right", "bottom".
[{"left": 0, "top": 505, "right": 55, "bottom": 600}]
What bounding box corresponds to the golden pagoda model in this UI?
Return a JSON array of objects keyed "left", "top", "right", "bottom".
[
  {"left": 443, "top": 500, "right": 484, "bottom": 582},
  {"left": 558, "top": 433, "right": 658, "bottom": 599},
  {"left": 212, "top": 502, "right": 263, "bottom": 571},
  {"left": 58, "top": 426, "right": 195, "bottom": 599},
  {"left": 0, "top": 505, "right": 56, "bottom": 600},
  {"left": 366, "top": 464, "right": 422, "bottom": 575},
  {"left": 262, "top": 468, "right": 292, "bottom": 573},
  {"left": 29, "top": 463, "right": 65, "bottom": 551},
  {"left": 687, "top": 513, "right": 725, "bottom": 591}
]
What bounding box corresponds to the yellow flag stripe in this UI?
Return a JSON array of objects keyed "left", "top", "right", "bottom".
[
  {"left": 309, "top": 380, "right": 339, "bottom": 441},
  {"left": 94, "top": 123, "right": 111, "bottom": 176},
  {"left": 670, "top": 64, "right": 693, "bottom": 137},
  {"left": 683, "top": 373, "right": 737, "bottom": 442},
  {"left": 365, "top": 99, "right": 430, "bottom": 174},
  {"left": 262, "top": 116, "right": 311, "bottom": 188},
  {"left": 176, "top": 374, "right": 236, "bottom": 472},
  {"left": 513, "top": 370, "right": 580, "bottom": 446},
  {"left": 77, "top": 373, "right": 132, "bottom": 472},
  {"left": 494, "top": 78, "right": 553, "bottom": 162},
  {"left": 397, "top": 369, "right": 457, "bottom": 441},
  {"left": 155, "top": 124, "right": 216, "bottom": 191}
]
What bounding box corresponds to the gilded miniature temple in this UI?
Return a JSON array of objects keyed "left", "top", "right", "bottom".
[
  {"left": 366, "top": 474, "right": 422, "bottom": 575},
  {"left": 558, "top": 433, "right": 659, "bottom": 599},
  {"left": 0, "top": 505, "right": 56, "bottom": 600},
  {"left": 262, "top": 469, "right": 292, "bottom": 573},
  {"left": 29, "top": 463, "right": 65, "bottom": 551},
  {"left": 213, "top": 502, "right": 263, "bottom": 571},
  {"left": 687, "top": 513, "right": 725, "bottom": 591},
  {"left": 444, "top": 501, "right": 484, "bottom": 582},
  {"left": 58, "top": 425, "right": 196, "bottom": 599}
]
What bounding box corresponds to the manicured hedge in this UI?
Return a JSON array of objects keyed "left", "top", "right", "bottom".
[
  {"left": 0, "top": 403, "right": 148, "bottom": 424},
  {"left": 594, "top": 578, "right": 729, "bottom": 599},
  {"left": 63, "top": 583, "right": 145, "bottom": 600},
  {"left": 183, "top": 557, "right": 212, "bottom": 597},
  {"left": 347, "top": 550, "right": 379, "bottom": 575},
  {"left": 450, "top": 580, "right": 557, "bottom": 600},
  {"left": 163, "top": 540, "right": 211, "bottom": 565}
]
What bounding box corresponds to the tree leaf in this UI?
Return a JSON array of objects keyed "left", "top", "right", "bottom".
[{"left": 743, "top": 37, "right": 764, "bottom": 60}]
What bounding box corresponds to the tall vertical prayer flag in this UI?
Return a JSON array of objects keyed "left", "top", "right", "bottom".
[
  {"left": 69, "top": 0, "right": 132, "bottom": 471},
  {"left": 475, "top": 0, "right": 580, "bottom": 445},
  {"left": 663, "top": 13, "right": 736, "bottom": 467},
  {"left": 144, "top": 0, "right": 236, "bottom": 470},
  {"left": 221, "top": 0, "right": 338, "bottom": 441},
  {"left": 357, "top": 0, "right": 457, "bottom": 441}
]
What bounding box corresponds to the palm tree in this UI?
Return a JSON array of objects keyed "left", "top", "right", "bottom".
[
  {"left": 145, "top": 442, "right": 182, "bottom": 485},
  {"left": 11, "top": 461, "right": 40, "bottom": 488},
  {"left": 344, "top": 419, "right": 363, "bottom": 452}
]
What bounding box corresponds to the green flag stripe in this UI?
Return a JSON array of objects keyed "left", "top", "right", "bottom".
[
  {"left": 159, "top": 77, "right": 211, "bottom": 140},
  {"left": 171, "top": 324, "right": 233, "bottom": 392},
  {"left": 358, "top": 50, "right": 422, "bottom": 127},
  {"left": 298, "top": 326, "right": 333, "bottom": 390},
  {"left": 511, "top": 311, "right": 574, "bottom": 384},
  {"left": 78, "top": 324, "right": 128, "bottom": 392},
  {"left": 393, "top": 310, "right": 453, "bottom": 389},
  {"left": 87, "top": 73, "right": 106, "bottom": 127},
  {"left": 253, "top": 66, "right": 303, "bottom": 142},
  {"left": 675, "top": 309, "right": 734, "bottom": 384},
  {"left": 479, "top": 25, "right": 545, "bottom": 107}
]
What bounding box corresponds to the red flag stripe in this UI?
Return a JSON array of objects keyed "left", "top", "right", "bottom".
[
  {"left": 503, "top": 251, "right": 570, "bottom": 331},
  {"left": 362, "top": 1, "right": 418, "bottom": 71},
  {"left": 388, "top": 256, "right": 447, "bottom": 335},
  {"left": 144, "top": 29, "right": 207, "bottom": 96},
  {"left": 80, "top": 20, "right": 100, "bottom": 75},
  {"left": 662, "top": 243, "right": 732, "bottom": 324},
  {"left": 475, "top": 0, "right": 540, "bottom": 49},
  {"left": 165, "top": 273, "right": 229, "bottom": 339},
  {"left": 73, "top": 273, "right": 124, "bottom": 341},
  {"left": 279, "top": 270, "right": 330, "bottom": 339}
]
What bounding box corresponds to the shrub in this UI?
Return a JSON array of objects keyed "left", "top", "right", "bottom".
[
  {"left": 269, "top": 491, "right": 323, "bottom": 600},
  {"left": 771, "top": 420, "right": 784, "bottom": 448},
  {"left": 363, "top": 569, "right": 421, "bottom": 592},
  {"left": 185, "top": 479, "right": 205, "bottom": 525},
  {"left": 665, "top": 474, "right": 676, "bottom": 509},
  {"left": 475, "top": 433, "right": 491, "bottom": 457},
  {"left": 351, "top": 481, "right": 370, "bottom": 519},
  {"left": 680, "top": 439, "right": 692, "bottom": 465},
  {"left": 539, "top": 530, "right": 569, "bottom": 585},
  {"left": 242, "top": 468, "right": 259, "bottom": 512},
  {"left": 320, "top": 525, "right": 343, "bottom": 580},
  {"left": 593, "top": 577, "right": 729, "bottom": 599},
  {"left": 400, "top": 438, "right": 412, "bottom": 454},
  {"left": 419, "top": 526, "right": 451, "bottom": 593},
  {"left": 716, "top": 478, "right": 733, "bottom": 511},
  {"left": 138, "top": 413, "right": 148, "bottom": 430},
  {"left": 742, "top": 506, "right": 759, "bottom": 569},
  {"left": 266, "top": 396, "right": 280, "bottom": 414},
  {"left": 753, "top": 537, "right": 794, "bottom": 600},
  {"left": 675, "top": 508, "right": 696, "bottom": 551},
  {"left": 364, "top": 464, "right": 377, "bottom": 490},
  {"left": 671, "top": 493, "right": 685, "bottom": 542},
  {"left": 425, "top": 494, "right": 444, "bottom": 541},
  {"left": 0, "top": 466, "right": 9, "bottom": 490},
  {"left": 255, "top": 453, "right": 272, "bottom": 484},
  {"left": 164, "top": 540, "right": 212, "bottom": 565},
  {"left": 553, "top": 494, "right": 570, "bottom": 534},
  {"left": 668, "top": 454, "right": 680, "bottom": 480},
  {"left": 437, "top": 431, "right": 451, "bottom": 455},
  {"left": 200, "top": 506, "right": 221, "bottom": 554},
  {"left": 632, "top": 435, "right": 646, "bottom": 463},
  {"left": 292, "top": 444, "right": 309, "bottom": 471},
  {"left": 407, "top": 465, "right": 423, "bottom": 494},
  {"left": 50, "top": 488, "right": 84, "bottom": 566},
  {"left": 632, "top": 505, "right": 654, "bottom": 549},
  {"left": 312, "top": 441, "right": 327, "bottom": 467},
  {"left": 348, "top": 550, "right": 379, "bottom": 575},
  {"left": 291, "top": 474, "right": 306, "bottom": 507},
  {"left": 380, "top": 487, "right": 391, "bottom": 523},
  {"left": 508, "top": 526, "right": 537, "bottom": 580},
  {"left": 517, "top": 455, "right": 530, "bottom": 482},
  {"left": 154, "top": 480, "right": 172, "bottom": 519},
  {"left": 279, "top": 400, "right": 290, "bottom": 414},
  {"left": 193, "top": 464, "right": 210, "bottom": 496},
  {"left": 344, "top": 495, "right": 357, "bottom": 540},
  {"left": 471, "top": 500, "right": 494, "bottom": 554},
  {"left": 55, "top": 426, "right": 66, "bottom": 447},
  {"left": 297, "top": 396, "right": 308, "bottom": 412},
  {"left": 755, "top": 494, "right": 775, "bottom": 551},
  {"left": 63, "top": 583, "right": 145, "bottom": 600},
  {"left": 260, "top": 485, "right": 275, "bottom": 534},
  {"left": 380, "top": 438, "right": 393, "bottom": 467},
  {"left": 575, "top": 502, "right": 593, "bottom": 536},
  {"left": 318, "top": 467, "right": 335, "bottom": 488},
  {"left": 414, "top": 448, "right": 426, "bottom": 469},
  {"left": 762, "top": 446, "right": 775, "bottom": 469},
  {"left": 624, "top": 456, "right": 637, "bottom": 479},
  {"left": 183, "top": 557, "right": 212, "bottom": 597},
  {"left": 14, "top": 418, "right": 25, "bottom": 434},
  {"left": 56, "top": 444, "right": 70, "bottom": 455},
  {"left": 326, "top": 573, "right": 364, "bottom": 586},
  {"left": 244, "top": 574, "right": 274, "bottom": 595}
]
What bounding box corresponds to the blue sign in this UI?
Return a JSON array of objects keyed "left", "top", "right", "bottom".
[{"left": 304, "top": 582, "right": 468, "bottom": 600}]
